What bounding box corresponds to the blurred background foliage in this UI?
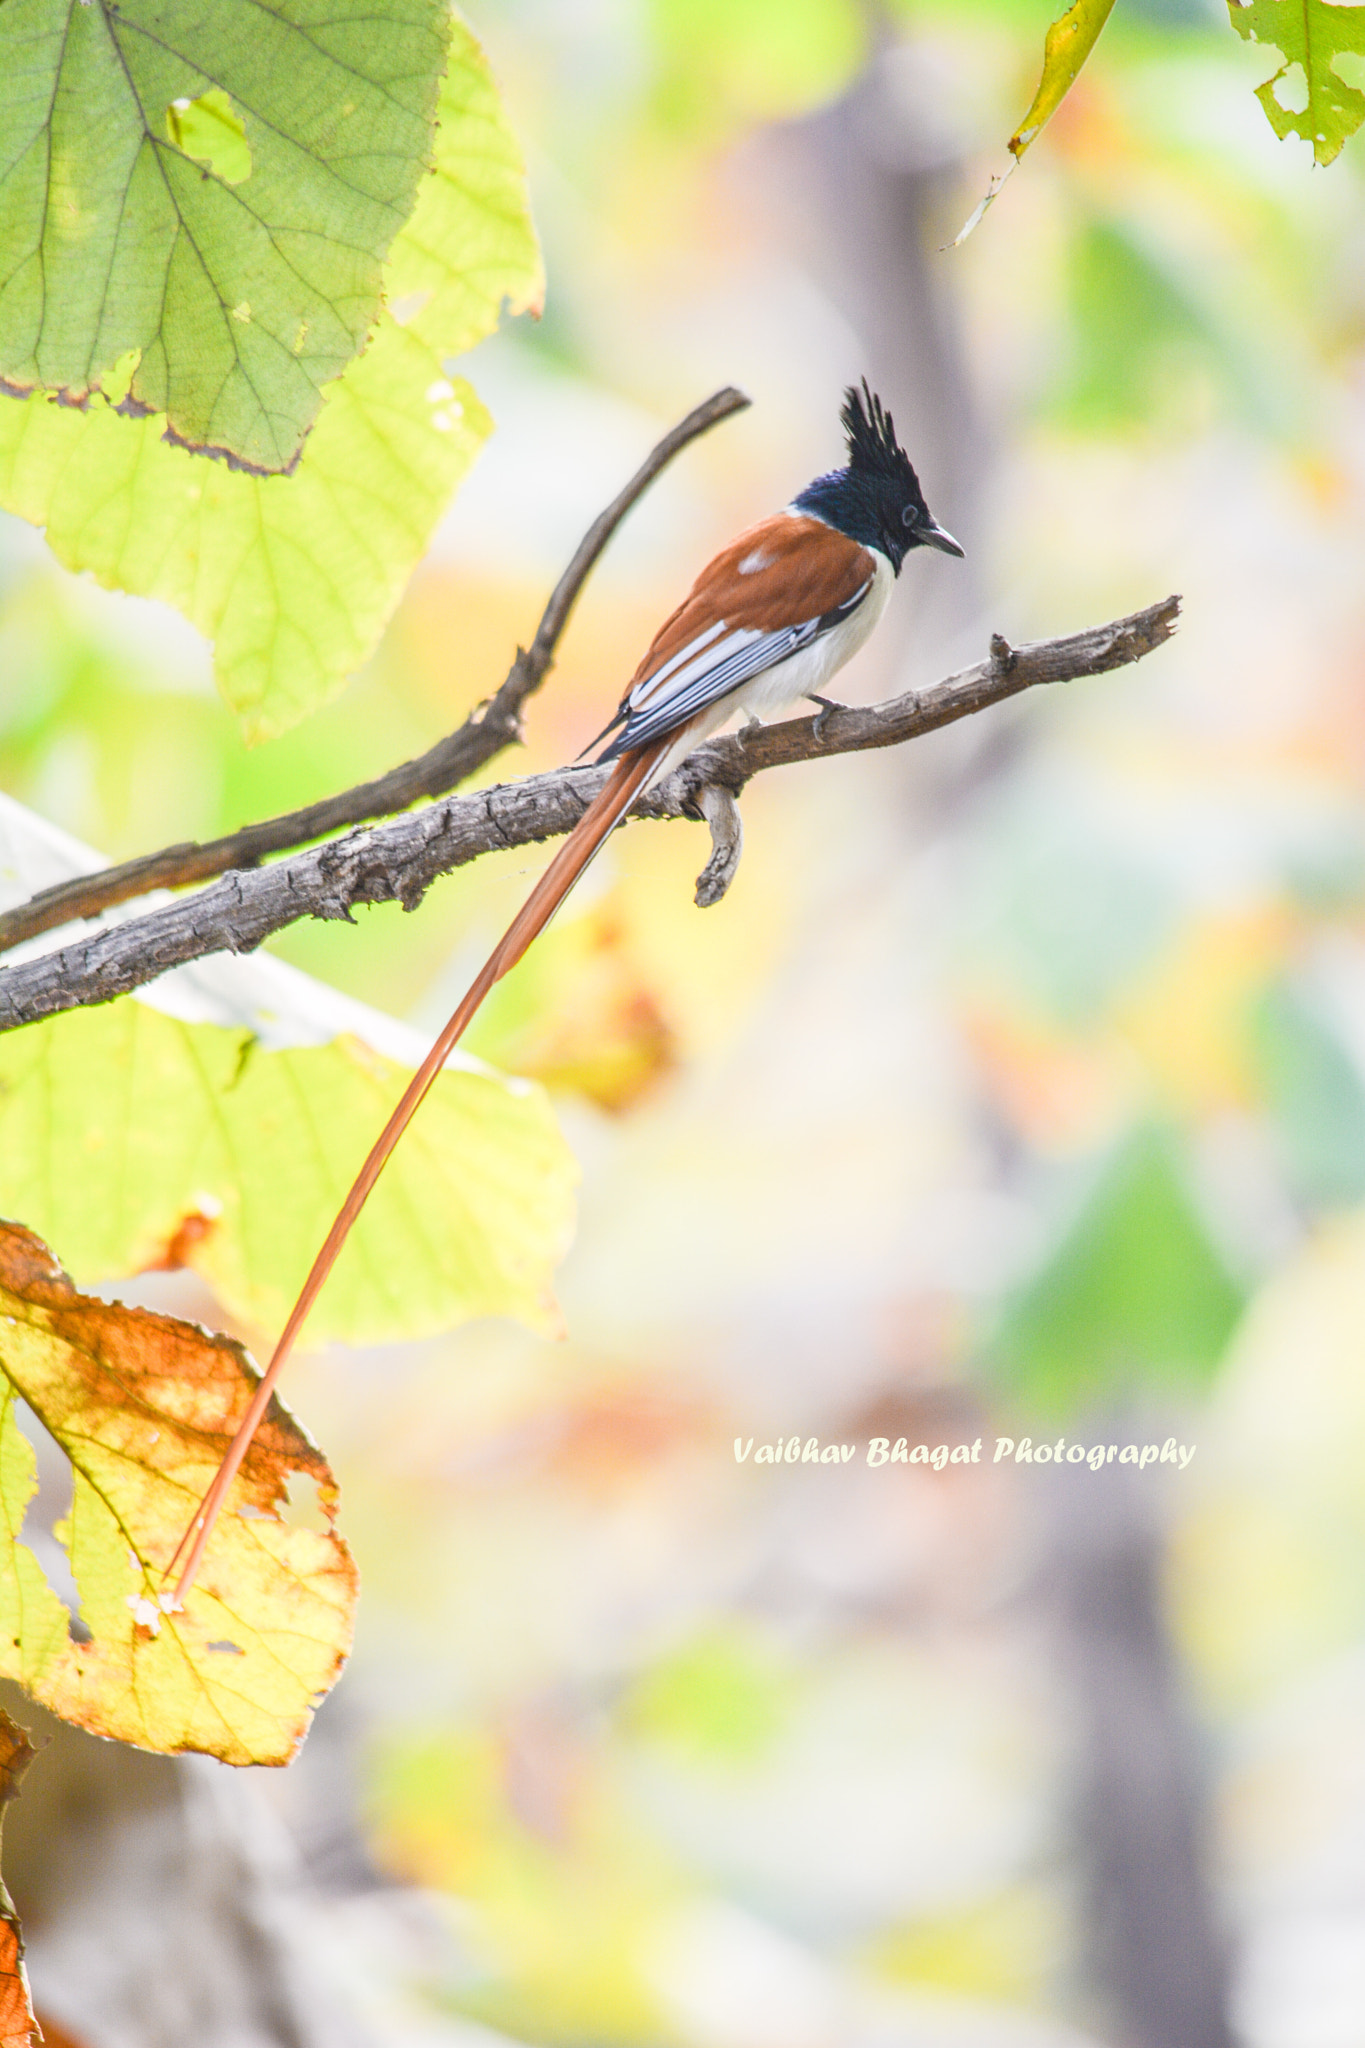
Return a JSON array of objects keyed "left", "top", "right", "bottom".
[{"left": 9, "top": 0, "right": 1365, "bottom": 2044}]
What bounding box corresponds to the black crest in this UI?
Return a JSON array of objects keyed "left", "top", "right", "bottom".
[
  {"left": 840, "top": 380, "right": 922, "bottom": 503},
  {"left": 791, "top": 380, "right": 961, "bottom": 570}
]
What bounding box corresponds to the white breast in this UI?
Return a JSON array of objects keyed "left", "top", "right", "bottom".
[
  {"left": 731, "top": 549, "right": 894, "bottom": 725},
  {"left": 646, "top": 548, "right": 895, "bottom": 782}
]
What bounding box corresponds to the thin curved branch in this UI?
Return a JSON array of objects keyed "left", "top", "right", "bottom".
[
  {"left": 0, "top": 386, "right": 752, "bottom": 956},
  {"left": 693, "top": 783, "right": 743, "bottom": 907},
  {"left": 0, "top": 597, "right": 1179, "bottom": 1035}
]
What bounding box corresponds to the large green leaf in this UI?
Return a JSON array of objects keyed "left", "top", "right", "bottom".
[
  {"left": 1228, "top": 0, "right": 1365, "bottom": 166},
  {"left": 0, "top": 1219, "right": 356, "bottom": 1764},
  {"left": 0, "top": 1002, "right": 576, "bottom": 1346},
  {"left": 990, "top": 1127, "right": 1246, "bottom": 1421},
  {"left": 0, "top": 18, "right": 543, "bottom": 738},
  {"left": 0, "top": 0, "right": 450, "bottom": 474}
]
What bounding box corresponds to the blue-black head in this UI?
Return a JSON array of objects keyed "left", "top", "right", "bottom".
[{"left": 794, "top": 381, "right": 963, "bottom": 574}]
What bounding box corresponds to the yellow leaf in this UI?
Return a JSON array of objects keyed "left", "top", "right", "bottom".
[
  {"left": 471, "top": 906, "right": 680, "bottom": 1114},
  {"left": 1114, "top": 909, "right": 1289, "bottom": 1113},
  {"left": 952, "top": 0, "right": 1116, "bottom": 243},
  {"left": 1009, "top": 0, "right": 1118, "bottom": 160},
  {"left": 0, "top": 1221, "right": 356, "bottom": 1764}
]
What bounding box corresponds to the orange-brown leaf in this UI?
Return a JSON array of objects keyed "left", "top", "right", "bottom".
[
  {"left": 473, "top": 907, "right": 679, "bottom": 1114},
  {"left": 0, "top": 1222, "right": 356, "bottom": 1765},
  {"left": 0, "top": 1705, "right": 37, "bottom": 2048}
]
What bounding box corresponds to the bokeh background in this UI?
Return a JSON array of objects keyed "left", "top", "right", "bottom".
[{"left": 7, "top": 1, "right": 1365, "bottom": 2044}]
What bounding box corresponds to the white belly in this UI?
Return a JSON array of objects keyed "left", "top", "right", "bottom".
[{"left": 652, "top": 549, "right": 895, "bottom": 781}]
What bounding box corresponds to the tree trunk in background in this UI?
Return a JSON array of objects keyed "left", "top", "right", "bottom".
[
  {"left": 768, "top": 47, "right": 1235, "bottom": 2044},
  {"left": 756, "top": 37, "right": 990, "bottom": 662},
  {"left": 1042, "top": 1453, "right": 1235, "bottom": 2048},
  {"left": 2, "top": 1687, "right": 378, "bottom": 2048}
]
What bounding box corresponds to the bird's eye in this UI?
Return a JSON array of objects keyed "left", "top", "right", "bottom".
[{"left": 901, "top": 505, "right": 916, "bottom": 526}]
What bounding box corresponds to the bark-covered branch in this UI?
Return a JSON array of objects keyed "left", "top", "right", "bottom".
[
  {"left": 0, "top": 597, "right": 1179, "bottom": 1034},
  {"left": 0, "top": 386, "right": 752, "bottom": 957}
]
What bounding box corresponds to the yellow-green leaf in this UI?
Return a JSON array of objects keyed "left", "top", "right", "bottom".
[
  {"left": 0, "top": 1220, "right": 356, "bottom": 1764},
  {"left": 165, "top": 89, "right": 253, "bottom": 188},
  {"left": 0, "top": 1003, "right": 576, "bottom": 1347},
  {"left": 0, "top": 0, "right": 450, "bottom": 473},
  {"left": 1228, "top": 0, "right": 1365, "bottom": 166},
  {"left": 0, "top": 18, "right": 543, "bottom": 739},
  {"left": 953, "top": 0, "right": 1116, "bottom": 245},
  {"left": 1010, "top": 0, "right": 1117, "bottom": 160}
]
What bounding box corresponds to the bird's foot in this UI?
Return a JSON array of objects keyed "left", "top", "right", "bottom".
[{"left": 807, "top": 693, "right": 845, "bottom": 741}]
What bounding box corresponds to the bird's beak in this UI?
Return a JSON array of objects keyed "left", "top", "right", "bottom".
[{"left": 912, "top": 518, "right": 965, "bottom": 558}]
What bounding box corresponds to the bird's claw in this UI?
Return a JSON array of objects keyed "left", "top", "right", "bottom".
[{"left": 807, "top": 694, "right": 844, "bottom": 742}]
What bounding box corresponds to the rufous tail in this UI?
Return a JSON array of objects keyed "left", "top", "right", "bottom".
[{"left": 168, "top": 743, "right": 669, "bottom": 1602}]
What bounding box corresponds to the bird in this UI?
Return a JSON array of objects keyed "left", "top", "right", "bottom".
[{"left": 167, "top": 380, "right": 963, "bottom": 1599}]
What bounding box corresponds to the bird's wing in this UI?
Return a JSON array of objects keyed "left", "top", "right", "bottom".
[{"left": 599, "top": 515, "right": 876, "bottom": 758}]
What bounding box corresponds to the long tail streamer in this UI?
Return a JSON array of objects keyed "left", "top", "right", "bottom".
[{"left": 167, "top": 743, "right": 669, "bottom": 1602}]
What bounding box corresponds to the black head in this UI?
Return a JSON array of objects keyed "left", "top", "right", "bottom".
[{"left": 793, "top": 381, "right": 963, "bottom": 574}]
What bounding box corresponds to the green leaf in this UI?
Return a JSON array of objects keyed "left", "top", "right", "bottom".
[
  {"left": 0, "top": 1218, "right": 357, "bottom": 1764},
  {"left": 0, "top": 0, "right": 450, "bottom": 473},
  {"left": 165, "top": 89, "right": 253, "bottom": 188},
  {"left": 1253, "top": 981, "right": 1365, "bottom": 1208},
  {"left": 990, "top": 1127, "right": 1245, "bottom": 1421},
  {"left": 0, "top": 321, "right": 492, "bottom": 739},
  {"left": 1060, "top": 218, "right": 1211, "bottom": 429},
  {"left": 1010, "top": 0, "right": 1118, "bottom": 159},
  {"left": 0, "top": 1003, "right": 577, "bottom": 1347},
  {"left": 646, "top": 0, "right": 865, "bottom": 134},
  {"left": 1228, "top": 0, "right": 1365, "bottom": 166},
  {"left": 621, "top": 1629, "right": 792, "bottom": 1763},
  {"left": 0, "top": 19, "right": 543, "bottom": 738}
]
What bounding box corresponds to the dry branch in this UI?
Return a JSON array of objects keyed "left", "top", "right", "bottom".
[
  {"left": 0, "top": 387, "right": 752, "bottom": 956},
  {"left": 0, "top": 596, "right": 1179, "bottom": 1035}
]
